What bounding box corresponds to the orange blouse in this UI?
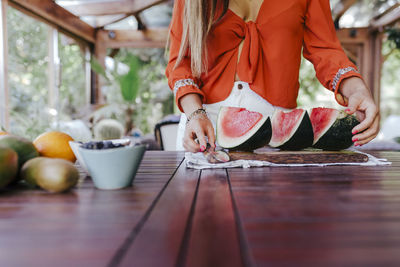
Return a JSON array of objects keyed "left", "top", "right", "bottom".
[{"left": 166, "top": 0, "right": 363, "bottom": 112}]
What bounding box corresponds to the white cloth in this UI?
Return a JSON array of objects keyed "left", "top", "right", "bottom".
[
  {"left": 184, "top": 149, "right": 391, "bottom": 169},
  {"left": 176, "top": 81, "right": 289, "bottom": 150}
]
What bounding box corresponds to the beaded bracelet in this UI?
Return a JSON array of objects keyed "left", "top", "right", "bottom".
[{"left": 186, "top": 108, "right": 207, "bottom": 124}]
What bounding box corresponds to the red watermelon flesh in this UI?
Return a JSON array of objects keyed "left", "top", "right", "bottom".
[
  {"left": 220, "top": 107, "right": 262, "bottom": 138},
  {"left": 310, "top": 107, "right": 339, "bottom": 144},
  {"left": 270, "top": 109, "right": 303, "bottom": 144},
  {"left": 217, "top": 107, "right": 272, "bottom": 151},
  {"left": 270, "top": 109, "right": 306, "bottom": 146}
]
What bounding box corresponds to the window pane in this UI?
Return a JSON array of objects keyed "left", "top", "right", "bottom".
[
  {"left": 7, "top": 8, "right": 50, "bottom": 139},
  {"left": 58, "top": 33, "right": 87, "bottom": 119}
]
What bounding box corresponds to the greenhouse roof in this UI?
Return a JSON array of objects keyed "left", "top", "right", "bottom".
[
  {"left": 54, "top": 0, "right": 400, "bottom": 31},
  {"left": 7, "top": 0, "right": 399, "bottom": 46},
  {"left": 337, "top": 0, "right": 400, "bottom": 28},
  {"left": 55, "top": 0, "right": 173, "bottom": 29}
]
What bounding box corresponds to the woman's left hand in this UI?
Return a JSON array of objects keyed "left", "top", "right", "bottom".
[{"left": 339, "top": 77, "right": 380, "bottom": 146}]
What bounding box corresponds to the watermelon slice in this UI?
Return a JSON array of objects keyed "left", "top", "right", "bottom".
[
  {"left": 217, "top": 107, "right": 272, "bottom": 151},
  {"left": 269, "top": 109, "right": 314, "bottom": 150},
  {"left": 310, "top": 107, "right": 359, "bottom": 150}
]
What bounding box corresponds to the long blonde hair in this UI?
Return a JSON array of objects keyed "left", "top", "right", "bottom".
[{"left": 175, "top": 0, "right": 229, "bottom": 78}]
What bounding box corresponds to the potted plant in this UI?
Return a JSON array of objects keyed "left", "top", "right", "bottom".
[{"left": 90, "top": 55, "right": 140, "bottom": 135}]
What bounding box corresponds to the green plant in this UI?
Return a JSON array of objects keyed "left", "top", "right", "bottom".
[
  {"left": 91, "top": 55, "right": 141, "bottom": 134},
  {"left": 93, "top": 119, "right": 124, "bottom": 140}
]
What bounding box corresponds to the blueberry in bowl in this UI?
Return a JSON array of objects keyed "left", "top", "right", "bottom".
[{"left": 80, "top": 139, "right": 131, "bottom": 150}]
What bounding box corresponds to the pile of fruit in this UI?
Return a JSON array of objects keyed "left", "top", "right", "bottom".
[
  {"left": 0, "top": 131, "right": 79, "bottom": 193},
  {"left": 217, "top": 106, "right": 359, "bottom": 151}
]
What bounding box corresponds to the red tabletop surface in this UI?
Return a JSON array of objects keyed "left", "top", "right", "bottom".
[{"left": 0, "top": 151, "right": 399, "bottom": 267}]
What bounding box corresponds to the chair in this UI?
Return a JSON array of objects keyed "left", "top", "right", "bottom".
[{"left": 154, "top": 114, "right": 181, "bottom": 151}]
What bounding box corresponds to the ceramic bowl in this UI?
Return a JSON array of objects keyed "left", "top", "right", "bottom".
[
  {"left": 77, "top": 143, "right": 146, "bottom": 190},
  {"left": 69, "top": 141, "right": 88, "bottom": 173},
  {"left": 69, "top": 139, "right": 131, "bottom": 174}
]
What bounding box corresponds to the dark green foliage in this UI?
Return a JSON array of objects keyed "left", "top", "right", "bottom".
[
  {"left": 118, "top": 56, "right": 140, "bottom": 102},
  {"left": 91, "top": 55, "right": 141, "bottom": 103}
]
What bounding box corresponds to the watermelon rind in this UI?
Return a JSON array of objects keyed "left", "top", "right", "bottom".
[
  {"left": 217, "top": 107, "right": 272, "bottom": 151},
  {"left": 277, "top": 113, "right": 313, "bottom": 150},
  {"left": 230, "top": 118, "right": 272, "bottom": 151},
  {"left": 269, "top": 109, "right": 314, "bottom": 150},
  {"left": 313, "top": 111, "right": 359, "bottom": 151},
  {"left": 310, "top": 108, "right": 339, "bottom": 145}
]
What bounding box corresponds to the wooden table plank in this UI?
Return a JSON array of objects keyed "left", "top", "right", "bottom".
[
  {"left": 184, "top": 169, "right": 243, "bottom": 267},
  {"left": 228, "top": 151, "right": 400, "bottom": 266},
  {"left": 118, "top": 163, "right": 201, "bottom": 267},
  {"left": 0, "top": 151, "right": 184, "bottom": 267},
  {"left": 0, "top": 151, "right": 399, "bottom": 266}
]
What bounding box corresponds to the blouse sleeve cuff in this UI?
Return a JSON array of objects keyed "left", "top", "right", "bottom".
[
  {"left": 174, "top": 79, "right": 206, "bottom": 112},
  {"left": 330, "top": 67, "right": 363, "bottom": 106}
]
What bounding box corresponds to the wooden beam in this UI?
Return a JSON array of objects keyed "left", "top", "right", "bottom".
[
  {"left": 9, "top": 0, "right": 95, "bottom": 43},
  {"left": 372, "top": 3, "right": 400, "bottom": 21},
  {"left": 135, "top": 14, "right": 147, "bottom": 30},
  {"left": 64, "top": 0, "right": 169, "bottom": 17},
  {"left": 94, "top": 29, "right": 108, "bottom": 104},
  {"left": 336, "top": 28, "right": 370, "bottom": 44},
  {"left": 98, "top": 28, "right": 168, "bottom": 48},
  {"left": 369, "top": 32, "right": 383, "bottom": 108},
  {"left": 0, "top": 0, "right": 9, "bottom": 130},
  {"left": 370, "top": 4, "right": 400, "bottom": 30}
]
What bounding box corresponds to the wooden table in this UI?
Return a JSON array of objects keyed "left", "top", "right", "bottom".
[{"left": 0, "top": 151, "right": 399, "bottom": 267}]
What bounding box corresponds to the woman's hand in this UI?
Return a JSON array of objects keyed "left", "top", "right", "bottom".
[
  {"left": 180, "top": 93, "right": 216, "bottom": 152},
  {"left": 339, "top": 77, "right": 379, "bottom": 146},
  {"left": 183, "top": 113, "right": 216, "bottom": 152}
]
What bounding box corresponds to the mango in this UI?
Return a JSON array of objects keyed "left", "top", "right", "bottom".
[
  {"left": 21, "top": 157, "right": 79, "bottom": 193},
  {"left": 0, "top": 147, "right": 18, "bottom": 188}
]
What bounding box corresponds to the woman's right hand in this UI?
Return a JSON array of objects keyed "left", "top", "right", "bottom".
[
  {"left": 180, "top": 93, "right": 216, "bottom": 152},
  {"left": 183, "top": 113, "right": 216, "bottom": 153}
]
